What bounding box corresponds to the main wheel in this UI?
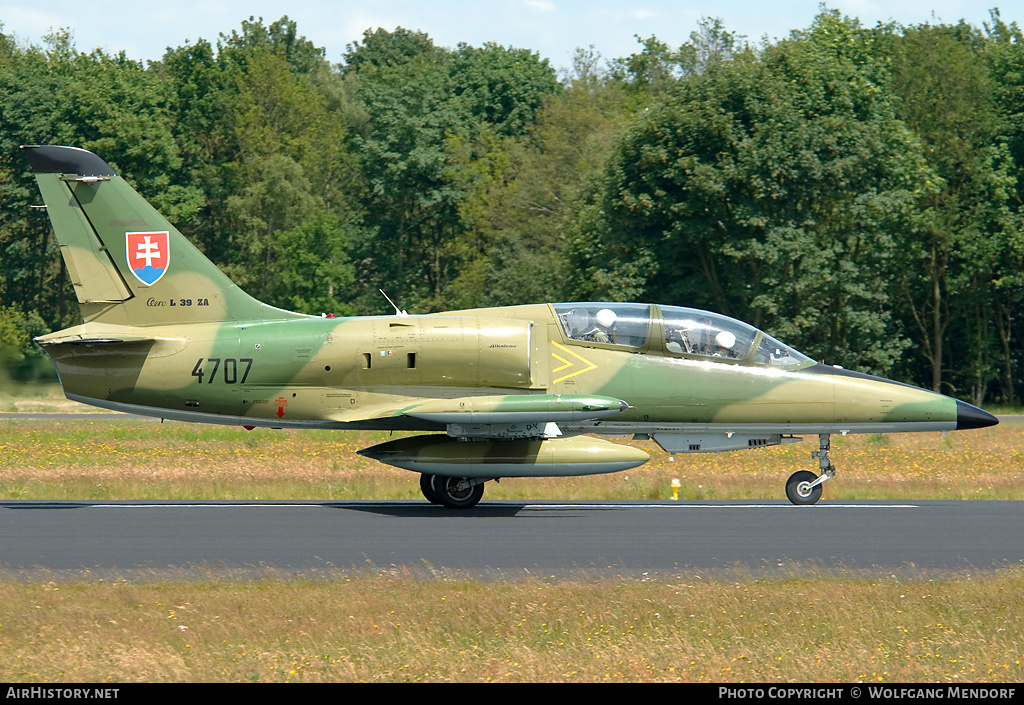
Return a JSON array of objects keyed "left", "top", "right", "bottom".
[
  {"left": 420, "top": 473, "right": 442, "bottom": 504},
  {"left": 434, "top": 476, "right": 484, "bottom": 509},
  {"left": 786, "top": 470, "right": 823, "bottom": 505}
]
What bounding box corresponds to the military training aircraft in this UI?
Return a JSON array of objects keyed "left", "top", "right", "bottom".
[{"left": 22, "top": 145, "right": 999, "bottom": 508}]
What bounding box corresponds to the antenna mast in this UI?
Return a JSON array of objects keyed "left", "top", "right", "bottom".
[{"left": 379, "top": 289, "right": 408, "bottom": 317}]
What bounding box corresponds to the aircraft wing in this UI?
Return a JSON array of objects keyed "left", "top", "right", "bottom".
[
  {"left": 322, "top": 393, "right": 628, "bottom": 431},
  {"left": 401, "top": 393, "right": 628, "bottom": 424}
]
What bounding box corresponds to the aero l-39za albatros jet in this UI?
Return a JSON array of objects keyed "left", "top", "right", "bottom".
[{"left": 22, "top": 145, "right": 998, "bottom": 508}]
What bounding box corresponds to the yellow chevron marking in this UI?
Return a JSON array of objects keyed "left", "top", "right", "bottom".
[
  {"left": 551, "top": 342, "right": 598, "bottom": 384},
  {"left": 551, "top": 352, "right": 572, "bottom": 374}
]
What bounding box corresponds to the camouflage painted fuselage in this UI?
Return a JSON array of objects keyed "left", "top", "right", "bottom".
[{"left": 40, "top": 301, "right": 977, "bottom": 438}]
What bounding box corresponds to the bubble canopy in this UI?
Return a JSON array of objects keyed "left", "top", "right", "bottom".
[{"left": 552, "top": 303, "right": 813, "bottom": 368}]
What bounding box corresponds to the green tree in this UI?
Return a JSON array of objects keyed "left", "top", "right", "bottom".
[
  {"left": 219, "top": 15, "right": 328, "bottom": 76},
  {"left": 159, "top": 18, "right": 359, "bottom": 313},
  {"left": 342, "top": 26, "right": 438, "bottom": 75},
  {"left": 609, "top": 18, "right": 745, "bottom": 94},
  {"left": 450, "top": 42, "right": 560, "bottom": 137},
  {"left": 347, "top": 45, "right": 463, "bottom": 310},
  {"left": 262, "top": 213, "right": 359, "bottom": 315},
  {"left": 880, "top": 20, "right": 1015, "bottom": 397},
  {"left": 982, "top": 10, "right": 1024, "bottom": 405},
  {"left": 157, "top": 37, "right": 237, "bottom": 259},
  {"left": 345, "top": 30, "right": 559, "bottom": 312},
  {"left": 445, "top": 47, "right": 628, "bottom": 309},
  {"left": 571, "top": 12, "right": 933, "bottom": 375},
  {"left": 0, "top": 304, "right": 50, "bottom": 380}
]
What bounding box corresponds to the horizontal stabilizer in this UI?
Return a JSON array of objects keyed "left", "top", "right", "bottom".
[
  {"left": 22, "top": 145, "right": 116, "bottom": 178},
  {"left": 35, "top": 333, "right": 156, "bottom": 347}
]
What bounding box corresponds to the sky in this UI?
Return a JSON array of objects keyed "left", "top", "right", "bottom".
[{"left": 0, "top": 0, "right": 1019, "bottom": 71}]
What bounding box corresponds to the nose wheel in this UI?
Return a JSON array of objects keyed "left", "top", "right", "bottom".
[
  {"left": 786, "top": 470, "right": 823, "bottom": 504},
  {"left": 785, "top": 434, "right": 836, "bottom": 505}
]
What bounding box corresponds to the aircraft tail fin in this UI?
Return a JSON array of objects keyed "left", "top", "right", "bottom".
[{"left": 22, "top": 145, "right": 303, "bottom": 327}]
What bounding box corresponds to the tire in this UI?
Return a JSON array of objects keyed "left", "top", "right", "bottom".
[
  {"left": 420, "top": 473, "right": 442, "bottom": 505},
  {"left": 786, "top": 470, "right": 823, "bottom": 505},
  {"left": 434, "top": 476, "right": 485, "bottom": 509}
]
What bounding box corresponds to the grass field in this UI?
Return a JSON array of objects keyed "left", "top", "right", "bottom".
[
  {"left": 1, "top": 383, "right": 1021, "bottom": 682},
  {"left": 0, "top": 567, "right": 1021, "bottom": 682},
  {"left": 0, "top": 413, "right": 1020, "bottom": 502}
]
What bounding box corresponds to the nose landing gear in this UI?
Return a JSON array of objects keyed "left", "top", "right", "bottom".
[{"left": 785, "top": 434, "right": 836, "bottom": 505}]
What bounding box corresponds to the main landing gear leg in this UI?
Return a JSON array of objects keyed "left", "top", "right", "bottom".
[{"left": 785, "top": 433, "right": 836, "bottom": 505}]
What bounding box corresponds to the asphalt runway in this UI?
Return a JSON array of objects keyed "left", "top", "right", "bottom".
[{"left": 1, "top": 499, "right": 1021, "bottom": 579}]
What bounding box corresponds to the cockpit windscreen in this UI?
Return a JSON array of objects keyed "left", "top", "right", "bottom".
[{"left": 553, "top": 302, "right": 812, "bottom": 368}]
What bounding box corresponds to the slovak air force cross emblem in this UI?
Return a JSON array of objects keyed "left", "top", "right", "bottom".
[{"left": 126, "top": 231, "right": 170, "bottom": 285}]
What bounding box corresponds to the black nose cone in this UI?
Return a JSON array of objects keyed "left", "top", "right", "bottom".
[{"left": 956, "top": 400, "right": 999, "bottom": 430}]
